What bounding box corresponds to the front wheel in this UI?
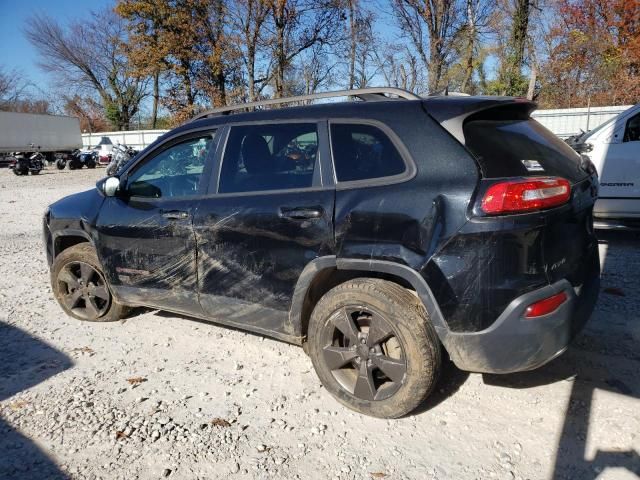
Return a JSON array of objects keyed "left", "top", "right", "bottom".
[
  {"left": 51, "top": 243, "right": 128, "bottom": 322},
  {"left": 308, "top": 278, "right": 441, "bottom": 418},
  {"left": 56, "top": 159, "right": 67, "bottom": 170}
]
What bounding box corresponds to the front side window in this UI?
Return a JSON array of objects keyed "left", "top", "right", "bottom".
[
  {"left": 127, "top": 134, "right": 214, "bottom": 198},
  {"left": 623, "top": 113, "right": 640, "bottom": 142},
  {"left": 330, "top": 123, "right": 406, "bottom": 182},
  {"left": 219, "top": 123, "right": 318, "bottom": 193}
]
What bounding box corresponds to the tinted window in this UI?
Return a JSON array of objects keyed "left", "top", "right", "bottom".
[
  {"left": 219, "top": 123, "right": 318, "bottom": 193},
  {"left": 127, "top": 134, "right": 213, "bottom": 198},
  {"left": 623, "top": 113, "right": 640, "bottom": 142},
  {"left": 330, "top": 123, "right": 405, "bottom": 182},
  {"left": 464, "top": 118, "right": 586, "bottom": 181}
]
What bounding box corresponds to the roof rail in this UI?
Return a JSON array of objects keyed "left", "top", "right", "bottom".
[{"left": 191, "top": 87, "right": 421, "bottom": 121}]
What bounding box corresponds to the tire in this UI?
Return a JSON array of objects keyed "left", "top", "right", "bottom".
[
  {"left": 106, "top": 163, "right": 117, "bottom": 176},
  {"left": 51, "top": 243, "right": 128, "bottom": 322},
  {"left": 68, "top": 163, "right": 76, "bottom": 170},
  {"left": 31, "top": 169, "right": 41, "bottom": 175},
  {"left": 308, "top": 278, "right": 441, "bottom": 418},
  {"left": 12, "top": 168, "right": 22, "bottom": 176},
  {"left": 87, "top": 159, "right": 96, "bottom": 169},
  {"left": 56, "top": 159, "right": 66, "bottom": 170}
]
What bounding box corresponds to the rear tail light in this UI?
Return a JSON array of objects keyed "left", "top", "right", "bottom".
[
  {"left": 481, "top": 177, "right": 571, "bottom": 214},
  {"left": 525, "top": 291, "right": 568, "bottom": 318}
]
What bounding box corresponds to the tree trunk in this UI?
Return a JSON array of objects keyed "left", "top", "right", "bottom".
[
  {"left": 526, "top": 63, "right": 537, "bottom": 100},
  {"left": 151, "top": 71, "right": 159, "bottom": 129},
  {"left": 428, "top": 36, "right": 444, "bottom": 92},
  {"left": 348, "top": 0, "right": 357, "bottom": 90},
  {"left": 502, "top": 0, "right": 530, "bottom": 95},
  {"left": 247, "top": 44, "right": 256, "bottom": 102},
  {"left": 461, "top": 0, "right": 476, "bottom": 94}
]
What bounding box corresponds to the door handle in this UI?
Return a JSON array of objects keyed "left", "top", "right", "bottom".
[
  {"left": 279, "top": 206, "right": 324, "bottom": 220},
  {"left": 161, "top": 210, "right": 190, "bottom": 220}
]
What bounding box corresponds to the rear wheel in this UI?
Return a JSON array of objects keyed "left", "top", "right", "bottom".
[
  {"left": 308, "top": 278, "right": 441, "bottom": 418},
  {"left": 51, "top": 243, "right": 127, "bottom": 322},
  {"left": 55, "top": 159, "right": 66, "bottom": 170}
]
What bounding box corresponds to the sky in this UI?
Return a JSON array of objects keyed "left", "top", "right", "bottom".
[{"left": 0, "top": 0, "right": 120, "bottom": 91}]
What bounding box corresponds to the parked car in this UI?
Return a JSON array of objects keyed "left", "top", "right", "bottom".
[
  {"left": 566, "top": 103, "right": 640, "bottom": 228},
  {"left": 44, "top": 88, "right": 600, "bottom": 418}
]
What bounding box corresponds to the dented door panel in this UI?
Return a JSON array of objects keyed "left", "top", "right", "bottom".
[
  {"left": 94, "top": 196, "right": 202, "bottom": 316},
  {"left": 193, "top": 189, "right": 335, "bottom": 337}
]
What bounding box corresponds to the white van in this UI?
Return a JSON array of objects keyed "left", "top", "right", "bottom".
[{"left": 568, "top": 104, "right": 640, "bottom": 228}]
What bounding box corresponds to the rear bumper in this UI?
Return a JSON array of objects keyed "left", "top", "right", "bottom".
[{"left": 441, "top": 261, "right": 600, "bottom": 374}]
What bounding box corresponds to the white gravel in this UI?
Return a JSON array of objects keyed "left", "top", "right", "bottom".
[{"left": 0, "top": 167, "right": 639, "bottom": 480}]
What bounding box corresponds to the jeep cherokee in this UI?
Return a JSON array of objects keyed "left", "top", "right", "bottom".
[{"left": 44, "top": 88, "right": 600, "bottom": 418}]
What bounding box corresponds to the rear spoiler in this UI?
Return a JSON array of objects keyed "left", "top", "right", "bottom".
[{"left": 422, "top": 97, "right": 537, "bottom": 144}]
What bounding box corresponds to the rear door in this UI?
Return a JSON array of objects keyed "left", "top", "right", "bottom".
[
  {"left": 192, "top": 121, "right": 335, "bottom": 339},
  {"left": 598, "top": 110, "right": 640, "bottom": 201}
]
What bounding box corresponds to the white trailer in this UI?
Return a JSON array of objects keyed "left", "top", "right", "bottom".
[{"left": 0, "top": 112, "right": 82, "bottom": 159}]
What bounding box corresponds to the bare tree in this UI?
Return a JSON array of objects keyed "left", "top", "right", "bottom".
[
  {"left": 393, "top": 0, "right": 461, "bottom": 92},
  {"left": 374, "top": 44, "right": 425, "bottom": 93},
  {"left": 0, "top": 67, "right": 30, "bottom": 110},
  {"left": 268, "top": 0, "right": 341, "bottom": 98},
  {"left": 228, "top": 0, "right": 272, "bottom": 101},
  {"left": 25, "top": 10, "right": 147, "bottom": 130},
  {"left": 343, "top": 0, "right": 376, "bottom": 89}
]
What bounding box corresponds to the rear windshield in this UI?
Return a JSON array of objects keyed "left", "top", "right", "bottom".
[{"left": 463, "top": 118, "right": 586, "bottom": 182}]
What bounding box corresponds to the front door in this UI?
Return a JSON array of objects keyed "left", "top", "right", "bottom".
[
  {"left": 192, "top": 121, "right": 334, "bottom": 339},
  {"left": 95, "top": 131, "right": 217, "bottom": 315},
  {"left": 599, "top": 111, "right": 640, "bottom": 200}
]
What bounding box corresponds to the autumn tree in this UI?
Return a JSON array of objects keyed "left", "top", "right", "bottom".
[
  {"left": 63, "top": 95, "right": 110, "bottom": 132},
  {"left": 539, "top": 0, "right": 640, "bottom": 107},
  {"left": 25, "top": 10, "right": 147, "bottom": 130},
  {"left": 116, "top": 0, "right": 172, "bottom": 128}
]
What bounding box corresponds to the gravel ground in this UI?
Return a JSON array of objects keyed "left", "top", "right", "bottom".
[{"left": 0, "top": 166, "right": 639, "bottom": 480}]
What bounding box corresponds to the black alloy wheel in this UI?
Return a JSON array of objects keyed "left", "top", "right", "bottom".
[
  {"left": 321, "top": 306, "right": 406, "bottom": 401},
  {"left": 56, "top": 261, "right": 110, "bottom": 320},
  {"left": 308, "top": 278, "right": 441, "bottom": 418}
]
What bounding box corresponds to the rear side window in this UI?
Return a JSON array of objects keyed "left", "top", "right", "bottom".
[
  {"left": 219, "top": 123, "right": 318, "bottom": 193},
  {"left": 463, "top": 118, "right": 586, "bottom": 182},
  {"left": 330, "top": 123, "right": 405, "bottom": 182}
]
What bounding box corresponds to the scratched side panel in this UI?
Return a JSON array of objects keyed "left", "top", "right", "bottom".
[
  {"left": 193, "top": 189, "right": 335, "bottom": 337},
  {"left": 333, "top": 103, "right": 479, "bottom": 308},
  {"left": 94, "top": 197, "right": 202, "bottom": 315}
]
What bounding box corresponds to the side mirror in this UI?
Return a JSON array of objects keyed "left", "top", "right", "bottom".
[{"left": 98, "top": 176, "right": 121, "bottom": 197}]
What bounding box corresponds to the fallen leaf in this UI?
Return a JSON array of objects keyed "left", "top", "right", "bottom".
[
  {"left": 126, "top": 377, "right": 147, "bottom": 385},
  {"left": 603, "top": 287, "right": 625, "bottom": 296},
  {"left": 9, "top": 400, "right": 29, "bottom": 411},
  {"left": 370, "top": 473, "right": 387, "bottom": 479},
  {"left": 115, "top": 431, "right": 129, "bottom": 440},
  {"left": 71, "top": 346, "right": 95, "bottom": 355},
  {"left": 210, "top": 418, "right": 231, "bottom": 428}
]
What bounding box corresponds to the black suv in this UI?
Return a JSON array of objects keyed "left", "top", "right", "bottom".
[{"left": 44, "top": 88, "right": 600, "bottom": 418}]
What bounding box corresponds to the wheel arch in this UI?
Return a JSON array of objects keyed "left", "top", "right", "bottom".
[
  {"left": 288, "top": 256, "right": 450, "bottom": 343},
  {"left": 52, "top": 230, "right": 93, "bottom": 260}
]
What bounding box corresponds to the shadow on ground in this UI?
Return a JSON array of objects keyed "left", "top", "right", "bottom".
[{"left": 0, "top": 319, "right": 73, "bottom": 479}]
